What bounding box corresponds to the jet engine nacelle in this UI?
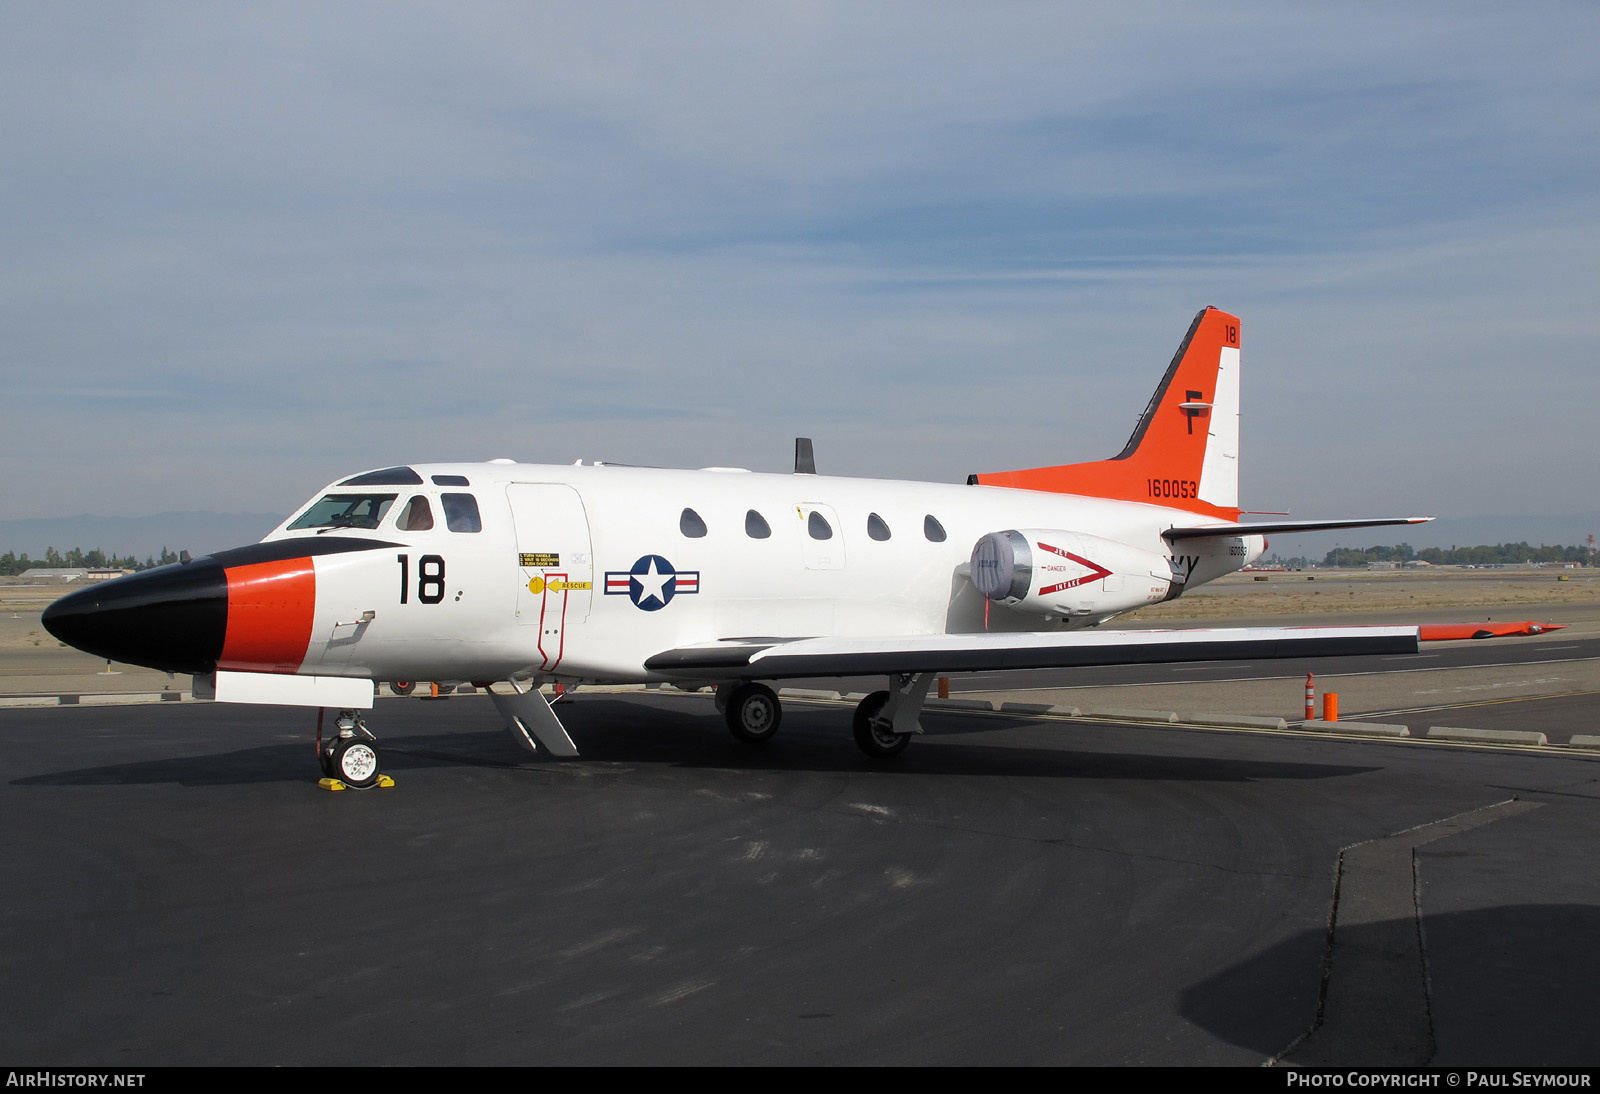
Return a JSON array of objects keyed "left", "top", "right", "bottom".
[{"left": 970, "top": 528, "right": 1175, "bottom": 621}]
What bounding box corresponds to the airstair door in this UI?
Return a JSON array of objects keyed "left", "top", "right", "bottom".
[{"left": 506, "top": 483, "right": 593, "bottom": 674}]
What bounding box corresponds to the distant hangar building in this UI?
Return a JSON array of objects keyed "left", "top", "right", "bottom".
[{"left": 16, "top": 568, "right": 130, "bottom": 583}]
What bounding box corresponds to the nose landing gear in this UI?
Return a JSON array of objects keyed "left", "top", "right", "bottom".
[{"left": 317, "top": 709, "right": 394, "bottom": 791}]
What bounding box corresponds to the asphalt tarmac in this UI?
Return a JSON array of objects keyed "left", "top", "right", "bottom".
[{"left": 3, "top": 691, "right": 1597, "bottom": 1065}]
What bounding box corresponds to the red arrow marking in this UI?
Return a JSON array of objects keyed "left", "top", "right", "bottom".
[{"left": 1036, "top": 543, "right": 1113, "bottom": 595}]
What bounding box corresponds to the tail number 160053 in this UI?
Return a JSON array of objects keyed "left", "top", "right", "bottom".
[{"left": 1148, "top": 478, "right": 1198, "bottom": 500}]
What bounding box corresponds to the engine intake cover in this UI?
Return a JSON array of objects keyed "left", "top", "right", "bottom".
[
  {"left": 969, "top": 528, "right": 1175, "bottom": 620},
  {"left": 971, "top": 530, "right": 1032, "bottom": 601}
]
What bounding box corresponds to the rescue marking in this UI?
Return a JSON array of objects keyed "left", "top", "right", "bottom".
[
  {"left": 536, "top": 571, "right": 573, "bottom": 670},
  {"left": 530, "top": 578, "right": 590, "bottom": 593}
]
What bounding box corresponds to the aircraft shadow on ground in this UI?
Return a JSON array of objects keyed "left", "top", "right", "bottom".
[
  {"left": 12, "top": 698, "right": 1377, "bottom": 787},
  {"left": 1179, "top": 905, "right": 1600, "bottom": 1066},
  {"left": 561, "top": 699, "right": 1381, "bottom": 783}
]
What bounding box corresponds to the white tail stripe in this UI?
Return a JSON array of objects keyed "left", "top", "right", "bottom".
[{"left": 1197, "top": 346, "right": 1240, "bottom": 509}]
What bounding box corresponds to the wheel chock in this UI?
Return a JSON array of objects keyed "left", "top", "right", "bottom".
[{"left": 316, "top": 775, "right": 394, "bottom": 792}]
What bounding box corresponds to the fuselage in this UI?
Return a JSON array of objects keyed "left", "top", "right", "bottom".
[
  {"left": 216, "top": 459, "right": 1260, "bottom": 685},
  {"left": 46, "top": 307, "right": 1286, "bottom": 690}
]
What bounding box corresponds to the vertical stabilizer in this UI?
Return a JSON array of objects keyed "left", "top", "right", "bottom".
[{"left": 973, "top": 307, "right": 1242, "bottom": 520}]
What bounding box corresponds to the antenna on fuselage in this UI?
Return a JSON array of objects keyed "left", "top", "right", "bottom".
[{"left": 794, "top": 437, "right": 816, "bottom": 475}]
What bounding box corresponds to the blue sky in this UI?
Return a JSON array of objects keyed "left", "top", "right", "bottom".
[{"left": 3, "top": 3, "right": 1597, "bottom": 543}]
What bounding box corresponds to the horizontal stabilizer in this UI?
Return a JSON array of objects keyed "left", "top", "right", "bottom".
[
  {"left": 645, "top": 625, "right": 1418, "bottom": 680},
  {"left": 1164, "top": 517, "right": 1433, "bottom": 540}
]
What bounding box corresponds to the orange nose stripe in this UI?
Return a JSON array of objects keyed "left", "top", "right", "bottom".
[{"left": 219, "top": 558, "right": 316, "bottom": 672}]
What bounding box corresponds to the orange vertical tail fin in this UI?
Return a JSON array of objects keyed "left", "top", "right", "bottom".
[{"left": 972, "top": 307, "right": 1242, "bottom": 520}]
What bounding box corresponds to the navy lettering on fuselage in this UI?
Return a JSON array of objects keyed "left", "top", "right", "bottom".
[{"left": 1168, "top": 554, "right": 1200, "bottom": 583}]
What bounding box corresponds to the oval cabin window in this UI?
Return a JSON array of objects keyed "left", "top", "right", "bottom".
[
  {"left": 867, "top": 513, "right": 891, "bottom": 541},
  {"left": 924, "top": 514, "right": 947, "bottom": 542},
  {"left": 745, "top": 510, "right": 772, "bottom": 539},
  {"left": 808, "top": 511, "right": 833, "bottom": 540},
  {"left": 680, "top": 508, "right": 707, "bottom": 538}
]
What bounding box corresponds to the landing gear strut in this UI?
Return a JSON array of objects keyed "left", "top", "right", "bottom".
[{"left": 317, "top": 709, "right": 385, "bottom": 789}]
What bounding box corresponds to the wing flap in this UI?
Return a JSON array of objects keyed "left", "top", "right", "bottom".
[{"left": 644, "top": 625, "right": 1418, "bottom": 680}]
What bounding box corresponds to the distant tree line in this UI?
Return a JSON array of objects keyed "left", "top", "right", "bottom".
[
  {"left": 1322, "top": 542, "right": 1594, "bottom": 568},
  {"left": 0, "top": 546, "right": 183, "bottom": 576}
]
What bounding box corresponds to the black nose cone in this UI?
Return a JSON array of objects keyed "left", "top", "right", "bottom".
[{"left": 42, "top": 560, "right": 228, "bottom": 675}]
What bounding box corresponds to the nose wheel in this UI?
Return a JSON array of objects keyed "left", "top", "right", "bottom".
[{"left": 317, "top": 710, "right": 391, "bottom": 790}]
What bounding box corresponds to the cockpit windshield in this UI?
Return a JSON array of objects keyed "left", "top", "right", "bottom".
[{"left": 287, "top": 493, "right": 398, "bottom": 531}]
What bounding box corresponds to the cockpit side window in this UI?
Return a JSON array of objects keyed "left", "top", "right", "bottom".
[
  {"left": 441, "top": 493, "right": 482, "bottom": 533},
  {"left": 397, "top": 495, "right": 434, "bottom": 531},
  {"left": 287, "top": 493, "right": 398, "bottom": 531}
]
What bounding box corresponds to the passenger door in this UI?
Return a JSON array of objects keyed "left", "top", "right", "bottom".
[{"left": 506, "top": 484, "right": 594, "bottom": 673}]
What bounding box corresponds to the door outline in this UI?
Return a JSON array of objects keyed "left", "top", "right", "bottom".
[{"left": 508, "top": 484, "right": 594, "bottom": 674}]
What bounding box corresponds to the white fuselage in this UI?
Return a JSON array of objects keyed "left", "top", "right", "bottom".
[{"left": 263, "top": 461, "right": 1262, "bottom": 684}]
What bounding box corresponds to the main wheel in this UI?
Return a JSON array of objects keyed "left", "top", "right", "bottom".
[
  {"left": 852, "top": 691, "right": 910, "bottom": 758},
  {"left": 724, "top": 682, "right": 782, "bottom": 743},
  {"left": 330, "top": 736, "right": 381, "bottom": 789},
  {"left": 389, "top": 680, "right": 415, "bottom": 696}
]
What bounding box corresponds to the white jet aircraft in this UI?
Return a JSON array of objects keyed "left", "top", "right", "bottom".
[{"left": 44, "top": 308, "right": 1429, "bottom": 787}]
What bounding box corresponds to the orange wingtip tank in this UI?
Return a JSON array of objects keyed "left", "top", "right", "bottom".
[{"left": 1418, "top": 622, "right": 1567, "bottom": 641}]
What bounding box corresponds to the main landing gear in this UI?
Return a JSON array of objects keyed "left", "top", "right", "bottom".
[
  {"left": 851, "top": 673, "right": 933, "bottom": 759},
  {"left": 716, "top": 673, "right": 934, "bottom": 759},
  {"left": 317, "top": 709, "right": 394, "bottom": 791},
  {"left": 852, "top": 691, "right": 907, "bottom": 758},
  {"left": 718, "top": 681, "right": 782, "bottom": 743}
]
